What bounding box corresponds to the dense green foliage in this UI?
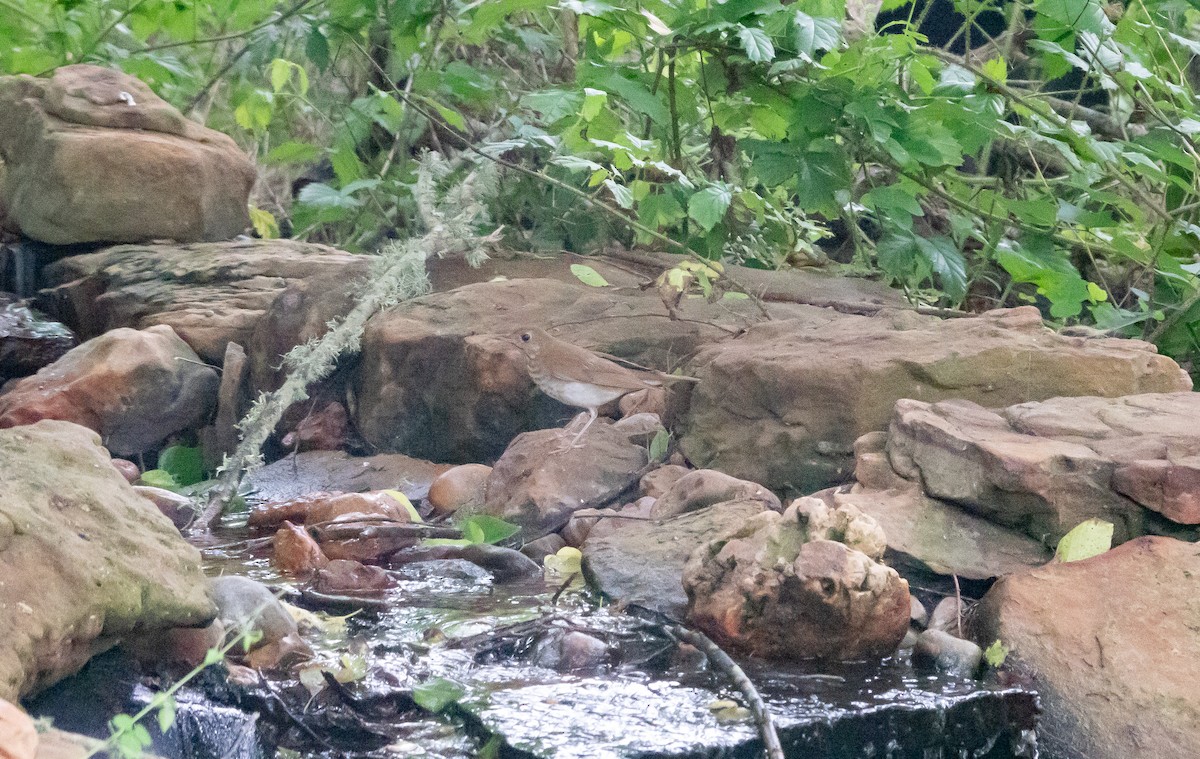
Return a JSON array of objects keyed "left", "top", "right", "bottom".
[{"left": 3, "top": 0, "right": 1200, "bottom": 366}]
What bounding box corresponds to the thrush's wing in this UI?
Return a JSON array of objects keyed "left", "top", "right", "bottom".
[{"left": 542, "top": 348, "right": 657, "bottom": 392}]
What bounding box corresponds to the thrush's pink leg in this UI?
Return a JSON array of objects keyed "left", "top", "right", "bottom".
[{"left": 554, "top": 407, "right": 597, "bottom": 453}]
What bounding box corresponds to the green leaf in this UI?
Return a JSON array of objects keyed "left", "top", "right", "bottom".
[
  {"left": 737, "top": 26, "right": 775, "bottom": 62},
  {"left": 649, "top": 429, "right": 670, "bottom": 460},
  {"left": 156, "top": 697, "right": 177, "bottom": 733},
  {"left": 983, "top": 639, "right": 1010, "bottom": 667},
  {"left": 263, "top": 141, "right": 322, "bottom": 165},
  {"left": 570, "top": 263, "right": 610, "bottom": 287},
  {"left": 1054, "top": 518, "right": 1113, "bottom": 562},
  {"left": 980, "top": 57, "right": 1007, "bottom": 85},
  {"left": 604, "top": 179, "right": 634, "bottom": 209},
  {"left": 306, "top": 28, "right": 330, "bottom": 71},
  {"left": 688, "top": 185, "right": 734, "bottom": 231},
  {"left": 793, "top": 12, "right": 841, "bottom": 57},
  {"left": 158, "top": 445, "right": 204, "bottom": 486},
  {"left": 581, "top": 87, "right": 608, "bottom": 121},
  {"left": 139, "top": 469, "right": 180, "bottom": 491},
  {"left": 413, "top": 678, "right": 465, "bottom": 713},
  {"left": 297, "top": 183, "right": 362, "bottom": 210},
  {"left": 249, "top": 206, "right": 280, "bottom": 240},
  {"left": 456, "top": 515, "right": 521, "bottom": 544},
  {"left": 382, "top": 490, "right": 423, "bottom": 522},
  {"left": 917, "top": 236, "right": 968, "bottom": 301}
]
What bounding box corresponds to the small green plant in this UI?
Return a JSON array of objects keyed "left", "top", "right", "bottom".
[
  {"left": 983, "top": 639, "right": 1011, "bottom": 668},
  {"left": 412, "top": 677, "right": 465, "bottom": 713}
]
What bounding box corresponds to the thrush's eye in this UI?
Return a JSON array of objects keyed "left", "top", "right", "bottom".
[{"left": 520, "top": 333, "right": 531, "bottom": 342}]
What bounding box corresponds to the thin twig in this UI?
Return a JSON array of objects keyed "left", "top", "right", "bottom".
[{"left": 669, "top": 625, "right": 784, "bottom": 759}]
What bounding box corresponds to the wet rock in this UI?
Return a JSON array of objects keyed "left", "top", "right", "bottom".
[
  {"left": 209, "top": 575, "right": 297, "bottom": 647},
  {"left": 0, "top": 421, "right": 215, "bottom": 700},
  {"left": 0, "top": 325, "right": 219, "bottom": 455},
  {"left": 482, "top": 417, "right": 650, "bottom": 541},
  {"left": 912, "top": 629, "right": 982, "bottom": 678},
  {"left": 532, "top": 630, "right": 608, "bottom": 672},
  {"left": 427, "top": 463, "right": 492, "bottom": 516},
  {"left": 132, "top": 485, "right": 196, "bottom": 531},
  {"left": 110, "top": 458, "right": 139, "bottom": 483},
  {"left": 312, "top": 560, "right": 393, "bottom": 595},
  {"left": 126, "top": 620, "right": 224, "bottom": 669},
  {"left": 520, "top": 533, "right": 567, "bottom": 563},
  {"left": 248, "top": 490, "right": 413, "bottom": 528},
  {"left": 243, "top": 449, "right": 447, "bottom": 504},
  {"left": 910, "top": 596, "right": 928, "bottom": 628},
  {"left": 279, "top": 400, "right": 348, "bottom": 452},
  {"left": 0, "top": 65, "right": 254, "bottom": 245},
  {"left": 683, "top": 499, "right": 910, "bottom": 661},
  {"left": 0, "top": 295, "right": 74, "bottom": 380},
  {"left": 638, "top": 464, "right": 689, "bottom": 499},
  {"left": 391, "top": 559, "right": 492, "bottom": 583},
  {"left": 680, "top": 307, "right": 1190, "bottom": 493},
  {"left": 38, "top": 240, "right": 369, "bottom": 365},
  {"left": 272, "top": 521, "right": 329, "bottom": 576},
  {"left": 458, "top": 544, "right": 541, "bottom": 582},
  {"left": 970, "top": 536, "right": 1200, "bottom": 759},
  {"left": 887, "top": 392, "right": 1200, "bottom": 544},
  {"left": 649, "top": 469, "right": 781, "bottom": 519},
  {"left": 927, "top": 597, "right": 965, "bottom": 634},
  {"left": 582, "top": 500, "right": 770, "bottom": 619}
]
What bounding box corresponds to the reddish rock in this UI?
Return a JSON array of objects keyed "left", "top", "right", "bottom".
[
  {"left": 483, "top": 415, "right": 651, "bottom": 541},
  {"left": 681, "top": 307, "right": 1190, "bottom": 493},
  {"left": 0, "top": 65, "right": 253, "bottom": 245},
  {"left": 312, "top": 559, "right": 392, "bottom": 595},
  {"left": 110, "top": 458, "right": 140, "bottom": 483},
  {"left": 280, "top": 401, "right": 348, "bottom": 453},
  {"left": 132, "top": 485, "right": 195, "bottom": 531},
  {"left": 0, "top": 698, "right": 37, "bottom": 759},
  {"left": 272, "top": 521, "right": 329, "bottom": 576},
  {"left": 0, "top": 325, "right": 219, "bottom": 456},
  {"left": 649, "top": 468, "right": 781, "bottom": 519},
  {"left": 885, "top": 392, "right": 1200, "bottom": 545},
  {"left": 971, "top": 536, "right": 1200, "bottom": 759},
  {"left": 248, "top": 490, "right": 413, "bottom": 528},
  {"left": 428, "top": 463, "right": 492, "bottom": 516},
  {"left": 638, "top": 464, "right": 689, "bottom": 499},
  {"left": 683, "top": 498, "right": 909, "bottom": 661}
]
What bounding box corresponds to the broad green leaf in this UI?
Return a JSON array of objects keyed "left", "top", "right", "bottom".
[
  {"left": 139, "top": 469, "right": 180, "bottom": 491},
  {"left": 737, "top": 26, "right": 775, "bottom": 62},
  {"left": 688, "top": 185, "right": 733, "bottom": 231},
  {"left": 570, "top": 263, "right": 611, "bottom": 287},
  {"left": 604, "top": 179, "right": 634, "bottom": 209},
  {"left": 456, "top": 514, "right": 521, "bottom": 544},
  {"left": 413, "top": 678, "right": 465, "bottom": 713},
  {"left": 263, "top": 141, "right": 322, "bottom": 165},
  {"left": 581, "top": 87, "right": 608, "bottom": 121},
  {"left": 297, "top": 183, "right": 361, "bottom": 210},
  {"left": 793, "top": 12, "right": 842, "bottom": 57},
  {"left": 981, "top": 57, "right": 1007, "bottom": 85},
  {"left": 1054, "top": 518, "right": 1113, "bottom": 562},
  {"left": 649, "top": 429, "right": 670, "bottom": 459},
  {"left": 158, "top": 445, "right": 204, "bottom": 485},
  {"left": 249, "top": 206, "right": 280, "bottom": 239}
]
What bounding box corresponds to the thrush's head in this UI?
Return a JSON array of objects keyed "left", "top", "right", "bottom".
[{"left": 508, "top": 327, "right": 545, "bottom": 359}]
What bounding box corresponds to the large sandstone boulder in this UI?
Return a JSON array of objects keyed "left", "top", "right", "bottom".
[
  {"left": 680, "top": 307, "right": 1190, "bottom": 493},
  {"left": 0, "top": 65, "right": 254, "bottom": 244},
  {"left": 886, "top": 392, "right": 1200, "bottom": 545},
  {"left": 0, "top": 421, "right": 215, "bottom": 701},
  {"left": 0, "top": 325, "right": 218, "bottom": 456},
  {"left": 682, "top": 497, "right": 910, "bottom": 660},
  {"left": 970, "top": 536, "right": 1200, "bottom": 759}
]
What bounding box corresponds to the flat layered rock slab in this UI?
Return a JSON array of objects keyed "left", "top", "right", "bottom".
[
  {"left": 457, "top": 664, "right": 1037, "bottom": 759},
  {"left": 36, "top": 239, "right": 369, "bottom": 364},
  {"left": 820, "top": 484, "right": 1053, "bottom": 581},
  {"left": 243, "top": 450, "right": 451, "bottom": 503},
  {"left": 887, "top": 392, "right": 1200, "bottom": 545},
  {"left": 680, "top": 307, "right": 1190, "bottom": 494}
]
